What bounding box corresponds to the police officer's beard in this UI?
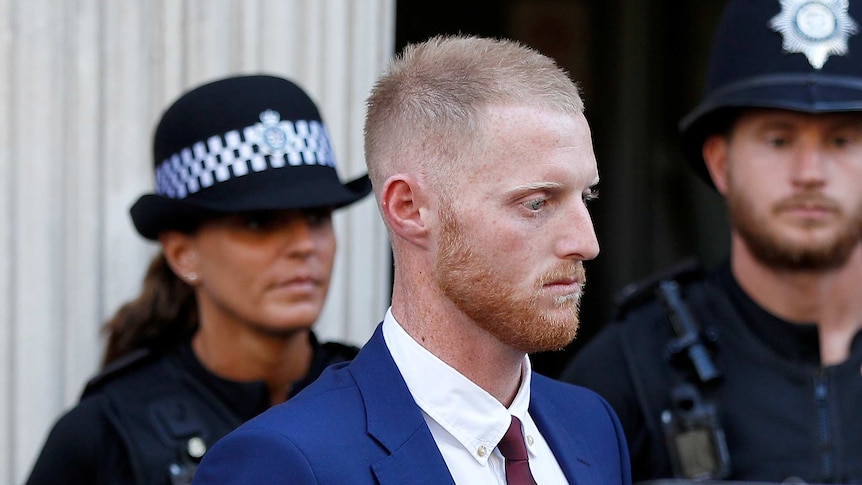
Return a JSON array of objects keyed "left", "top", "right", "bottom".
[
  {"left": 434, "top": 205, "right": 583, "bottom": 354},
  {"left": 728, "top": 189, "right": 862, "bottom": 271}
]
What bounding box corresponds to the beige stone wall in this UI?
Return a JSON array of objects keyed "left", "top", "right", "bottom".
[{"left": 0, "top": 0, "right": 394, "bottom": 481}]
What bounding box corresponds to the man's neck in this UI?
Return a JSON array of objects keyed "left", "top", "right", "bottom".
[
  {"left": 391, "top": 284, "right": 526, "bottom": 407},
  {"left": 731, "top": 242, "right": 862, "bottom": 364}
]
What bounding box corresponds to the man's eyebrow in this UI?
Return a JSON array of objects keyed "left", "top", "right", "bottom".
[
  {"left": 508, "top": 181, "right": 564, "bottom": 193},
  {"left": 828, "top": 118, "right": 862, "bottom": 131}
]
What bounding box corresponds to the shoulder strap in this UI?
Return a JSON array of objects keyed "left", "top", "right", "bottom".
[
  {"left": 656, "top": 279, "right": 722, "bottom": 386},
  {"left": 619, "top": 272, "right": 731, "bottom": 480},
  {"left": 614, "top": 258, "right": 704, "bottom": 320}
]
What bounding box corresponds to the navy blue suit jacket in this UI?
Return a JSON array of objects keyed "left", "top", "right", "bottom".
[{"left": 193, "top": 325, "right": 632, "bottom": 484}]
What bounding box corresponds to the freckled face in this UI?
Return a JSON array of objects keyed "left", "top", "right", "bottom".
[
  {"left": 189, "top": 209, "right": 336, "bottom": 337},
  {"left": 434, "top": 106, "right": 600, "bottom": 353}
]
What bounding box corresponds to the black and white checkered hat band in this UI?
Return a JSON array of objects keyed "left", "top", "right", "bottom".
[{"left": 155, "top": 116, "right": 335, "bottom": 199}]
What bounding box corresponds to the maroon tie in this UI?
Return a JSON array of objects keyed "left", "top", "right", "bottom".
[{"left": 496, "top": 416, "right": 538, "bottom": 485}]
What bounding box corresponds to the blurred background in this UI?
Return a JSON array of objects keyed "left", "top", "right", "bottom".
[{"left": 1, "top": 0, "right": 730, "bottom": 482}]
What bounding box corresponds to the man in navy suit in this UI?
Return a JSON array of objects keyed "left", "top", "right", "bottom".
[{"left": 193, "top": 35, "right": 631, "bottom": 485}]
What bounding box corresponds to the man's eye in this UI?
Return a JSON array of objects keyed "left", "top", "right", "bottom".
[
  {"left": 831, "top": 135, "right": 851, "bottom": 148},
  {"left": 523, "top": 198, "right": 547, "bottom": 211},
  {"left": 583, "top": 188, "right": 599, "bottom": 203},
  {"left": 768, "top": 137, "right": 788, "bottom": 148}
]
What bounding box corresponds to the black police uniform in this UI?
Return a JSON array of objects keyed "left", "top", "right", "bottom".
[
  {"left": 561, "top": 262, "right": 862, "bottom": 484},
  {"left": 26, "top": 332, "right": 358, "bottom": 485},
  {"left": 565, "top": 0, "right": 862, "bottom": 480}
]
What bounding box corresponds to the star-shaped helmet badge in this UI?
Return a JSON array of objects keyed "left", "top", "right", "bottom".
[{"left": 769, "top": 0, "right": 858, "bottom": 69}]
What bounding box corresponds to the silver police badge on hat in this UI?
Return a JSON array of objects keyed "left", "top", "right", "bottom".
[
  {"left": 256, "top": 109, "right": 290, "bottom": 155},
  {"left": 770, "top": 0, "right": 858, "bottom": 69}
]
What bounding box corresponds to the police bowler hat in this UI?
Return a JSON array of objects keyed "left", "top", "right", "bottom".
[
  {"left": 130, "top": 75, "right": 371, "bottom": 240},
  {"left": 680, "top": 0, "right": 862, "bottom": 186}
]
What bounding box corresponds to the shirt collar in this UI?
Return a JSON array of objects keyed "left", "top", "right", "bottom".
[{"left": 382, "top": 308, "right": 533, "bottom": 464}]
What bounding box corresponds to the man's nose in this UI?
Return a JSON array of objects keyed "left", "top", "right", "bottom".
[{"left": 557, "top": 201, "right": 600, "bottom": 261}]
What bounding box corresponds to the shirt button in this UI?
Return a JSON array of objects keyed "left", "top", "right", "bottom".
[
  {"left": 526, "top": 435, "right": 534, "bottom": 446},
  {"left": 477, "top": 445, "right": 488, "bottom": 457}
]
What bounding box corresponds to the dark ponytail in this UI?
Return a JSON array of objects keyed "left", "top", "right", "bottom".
[{"left": 101, "top": 252, "right": 199, "bottom": 367}]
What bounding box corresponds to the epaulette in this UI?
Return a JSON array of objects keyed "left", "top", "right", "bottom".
[
  {"left": 82, "top": 347, "right": 155, "bottom": 397},
  {"left": 612, "top": 257, "right": 705, "bottom": 320}
]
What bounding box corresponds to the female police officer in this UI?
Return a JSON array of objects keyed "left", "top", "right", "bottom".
[{"left": 27, "top": 74, "right": 371, "bottom": 484}]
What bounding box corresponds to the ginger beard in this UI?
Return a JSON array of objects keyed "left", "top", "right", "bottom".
[
  {"left": 728, "top": 187, "right": 862, "bottom": 272},
  {"left": 434, "top": 204, "right": 585, "bottom": 354}
]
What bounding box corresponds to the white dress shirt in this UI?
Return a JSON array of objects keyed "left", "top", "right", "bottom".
[{"left": 382, "top": 308, "right": 568, "bottom": 484}]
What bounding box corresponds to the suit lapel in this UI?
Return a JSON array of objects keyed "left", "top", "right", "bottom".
[
  {"left": 349, "top": 325, "right": 456, "bottom": 485},
  {"left": 530, "top": 377, "right": 600, "bottom": 485}
]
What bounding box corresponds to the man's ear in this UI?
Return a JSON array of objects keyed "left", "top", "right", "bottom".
[
  {"left": 159, "top": 231, "right": 201, "bottom": 285},
  {"left": 703, "top": 134, "right": 730, "bottom": 196},
  {"left": 380, "top": 174, "right": 431, "bottom": 248}
]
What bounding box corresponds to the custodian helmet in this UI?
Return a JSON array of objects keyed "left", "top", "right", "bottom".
[{"left": 680, "top": 0, "right": 862, "bottom": 185}]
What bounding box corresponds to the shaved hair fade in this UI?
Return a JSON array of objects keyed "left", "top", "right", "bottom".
[{"left": 364, "top": 35, "right": 584, "bottom": 199}]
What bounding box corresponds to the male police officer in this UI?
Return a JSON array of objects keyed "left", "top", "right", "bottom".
[{"left": 562, "top": 0, "right": 862, "bottom": 483}]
